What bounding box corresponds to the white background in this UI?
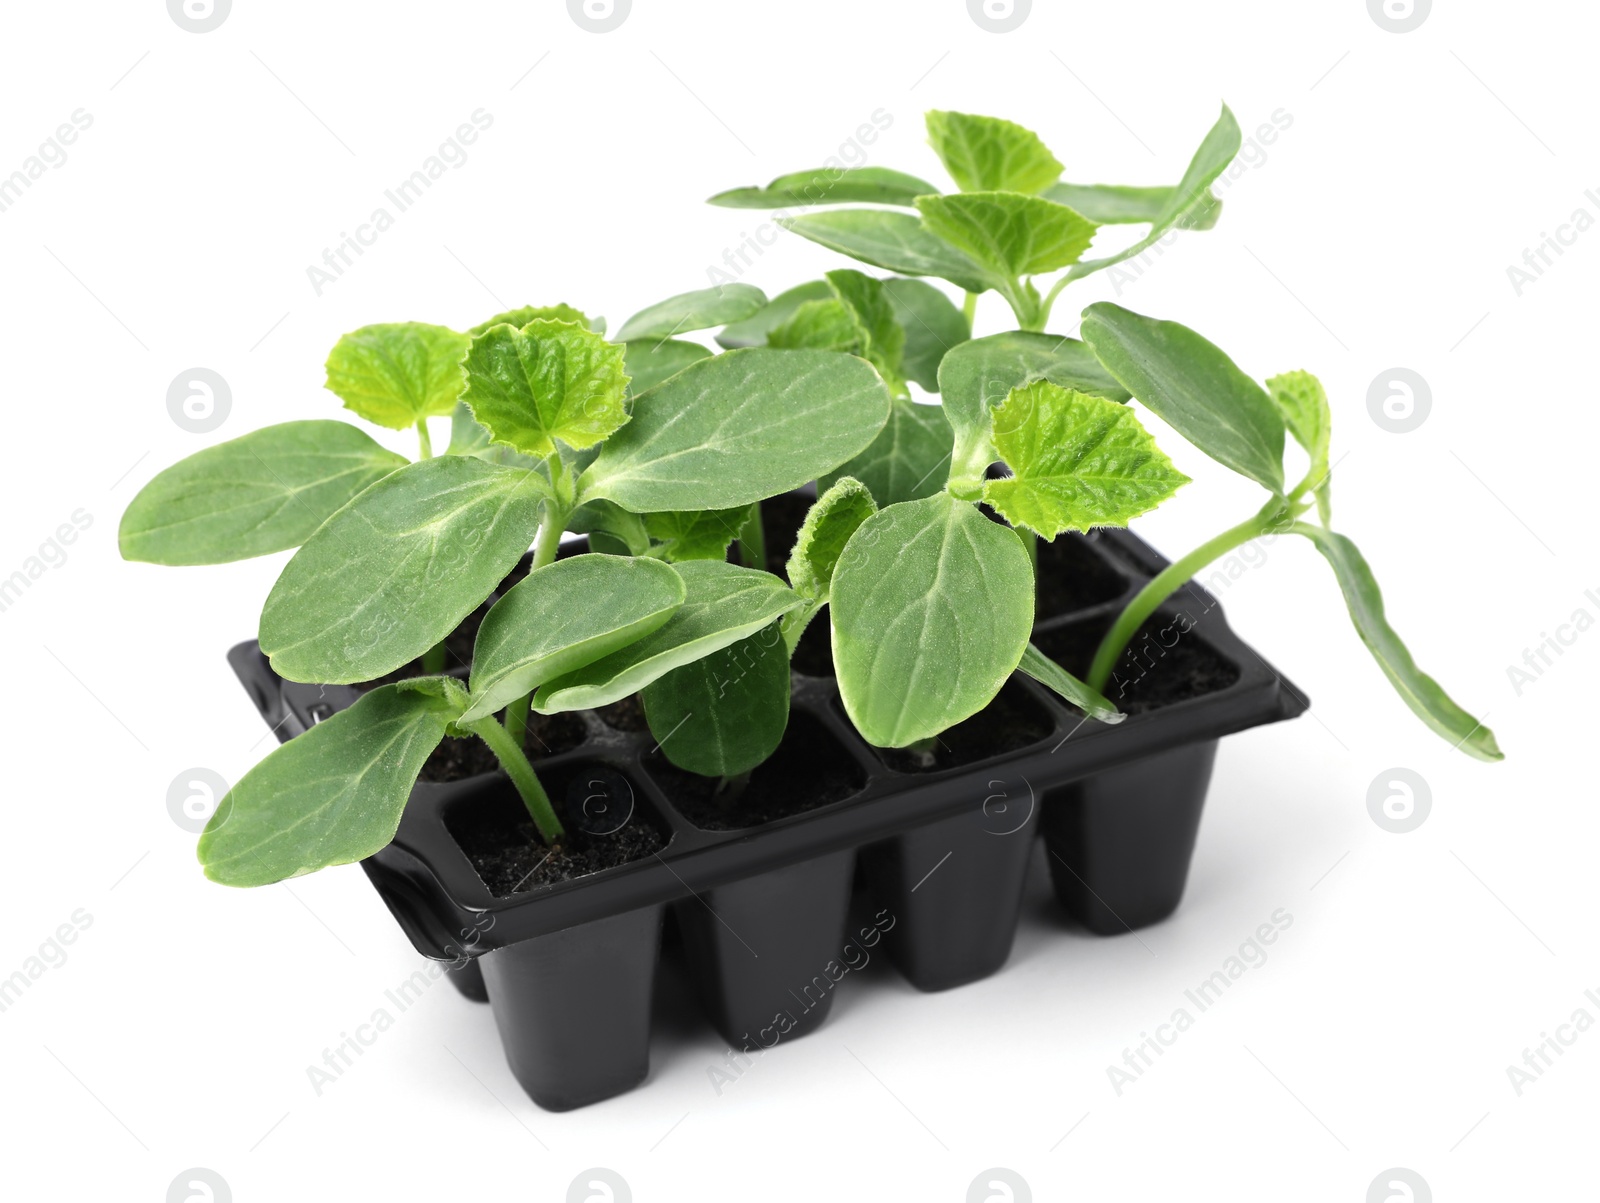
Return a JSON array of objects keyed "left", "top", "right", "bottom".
[{"left": 1, "top": 1, "right": 1594, "bottom": 1199}]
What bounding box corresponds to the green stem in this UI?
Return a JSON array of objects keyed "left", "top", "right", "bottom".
[
  {"left": 531, "top": 508, "right": 566, "bottom": 571},
  {"left": 1035, "top": 273, "right": 1073, "bottom": 330},
  {"left": 504, "top": 692, "right": 531, "bottom": 746},
  {"left": 466, "top": 716, "right": 564, "bottom": 845},
  {"left": 421, "top": 641, "right": 446, "bottom": 675},
  {"left": 415, "top": 419, "right": 433, "bottom": 459},
  {"left": 962, "top": 291, "right": 978, "bottom": 326}
]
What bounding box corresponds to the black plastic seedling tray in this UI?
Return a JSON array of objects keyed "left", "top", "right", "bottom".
[{"left": 227, "top": 523, "right": 1306, "bottom": 1111}]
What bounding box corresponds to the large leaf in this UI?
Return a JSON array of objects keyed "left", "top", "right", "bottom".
[
  {"left": 708, "top": 166, "right": 938, "bottom": 210},
  {"left": 624, "top": 338, "right": 712, "bottom": 396},
  {"left": 883, "top": 278, "right": 970, "bottom": 392},
  {"left": 820, "top": 398, "right": 953, "bottom": 507},
  {"left": 924, "top": 111, "right": 1063, "bottom": 195},
  {"left": 779, "top": 210, "right": 994, "bottom": 294},
  {"left": 1044, "top": 182, "right": 1222, "bottom": 229},
  {"left": 614, "top": 284, "right": 768, "bottom": 342},
  {"left": 785, "top": 476, "right": 878, "bottom": 603},
  {"left": 1018, "top": 643, "right": 1122, "bottom": 724},
  {"left": 259, "top": 457, "right": 548, "bottom": 683},
  {"left": 915, "top": 192, "right": 1098, "bottom": 278},
  {"left": 717, "top": 281, "right": 834, "bottom": 348},
  {"left": 831, "top": 492, "right": 1034, "bottom": 746},
  {"left": 460, "top": 318, "right": 630, "bottom": 458},
  {"left": 1080, "top": 302, "right": 1284, "bottom": 492},
  {"left": 461, "top": 554, "right": 685, "bottom": 721},
  {"left": 642, "top": 625, "right": 790, "bottom": 777},
  {"left": 198, "top": 679, "right": 465, "bottom": 886},
  {"left": 643, "top": 507, "right": 749, "bottom": 561},
  {"left": 119, "top": 421, "right": 406, "bottom": 565},
  {"left": 469, "top": 304, "right": 596, "bottom": 337},
  {"left": 324, "top": 322, "right": 471, "bottom": 430},
  {"left": 579, "top": 348, "right": 891, "bottom": 512},
  {"left": 534, "top": 561, "right": 801, "bottom": 713},
  {"left": 1296, "top": 526, "right": 1503, "bottom": 761},
  {"left": 983, "top": 381, "right": 1189, "bottom": 537}
]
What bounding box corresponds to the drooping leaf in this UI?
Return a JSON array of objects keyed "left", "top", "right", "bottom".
[
  {"left": 1081, "top": 303, "right": 1284, "bottom": 492},
  {"left": 915, "top": 192, "right": 1098, "bottom": 279},
  {"left": 324, "top": 322, "right": 472, "bottom": 431},
  {"left": 579, "top": 348, "right": 891, "bottom": 512},
  {"left": 924, "top": 111, "right": 1063, "bottom": 195},
  {"left": 643, "top": 507, "right": 749, "bottom": 561},
  {"left": 717, "top": 281, "right": 835, "bottom": 348},
  {"left": 820, "top": 399, "right": 953, "bottom": 507},
  {"left": 461, "top": 554, "right": 686, "bottom": 721},
  {"left": 708, "top": 166, "right": 939, "bottom": 209},
  {"left": 534, "top": 561, "right": 801, "bottom": 713},
  {"left": 882, "top": 278, "right": 970, "bottom": 392},
  {"left": 779, "top": 210, "right": 994, "bottom": 294},
  {"left": 642, "top": 624, "right": 791, "bottom": 776},
  {"left": 831, "top": 491, "right": 1034, "bottom": 746},
  {"left": 198, "top": 678, "right": 467, "bottom": 886},
  {"left": 983, "top": 381, "right": 1189, "bottom": 537},
  {"left": 785, "top": 476, "right": 877, "bottom": 603},
  {"left": 1043, "top": 182, "right": 1222, "bottom": 230},
  {"left": 259, "top": 457, "right": 549, "bottom": 683},
  {"left": 614, "top": 284, "right": 768, "bottom": 342},
  {"left": 1296, "top": 526, "right": 1503, "bottom": 761},
  {"left": 459, "top": 318, "right": 630, "bottom": 458},
  {"left": 624, "top": 338, "right": 712, "bottom": 396},
  {"left": 469, "top": 304, "right": 596, "bottom": 337},
  {"left": 1018, "top": 643, "right": 1123, "bottom": 724},
  {"left": 119, "top": 421, "right": 406, "bottom": 565}
]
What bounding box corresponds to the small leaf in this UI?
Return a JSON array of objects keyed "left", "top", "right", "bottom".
[
  {"left": 1265, "top": 369, "right": 1331, "bottom": 459},
  {"left": 470, "top": 303, "right": 596, "bottom": 337},
  {"left": 915, "top": 192, "right": 1098, "bottom": 278},
  {"left": 567, "top": 498, "right": 651, "bottom": 555},
  {"left": 1044, "top": 182, "right": 1222, "bottom": 229},
  {"left": 644, "top": 507, "right": 749, "bottom": 561},
  {"left": 614, "top": 284, "right": 768, "bottom": 342},
  {"left": 883, "top": 278, "right": 970, "bottom": 392},
  {"left": 642, "top": 624, "right": 790, "bottom": 777},
  {"left": 767, "top": 298, "right": 862, "bottom": 352},
  {"left": 925, "top": 111, "right": 1063, "bottom": 195},
  {"left": 983, "top": 380, "right": 1190, "bottom": 537},
  {"left": 461, "top": 554, "right": 685, "bottom": 721},
  {"left": 580, "top": 348, "right": 891, "bottom": 512},
  {"left": 1080, "top": 302, "right": 1285, "bottom": 492},
  {"left": 324, "top": 322, "right": 472, "bottom": 431},
  {"left": 717, "top": 281, "right": 835, "bottom": 348},
  {"left": 198, "top": 679, "right": 466, "bottom": 886},
  {"left": 779, "top": 210, "right": 994, "bottom": 294},
  {"left": 534, "top": 561, "right": 801, "bottom": 713},
  {"left": 460, "top": 318, "right": 630, "bottom": 458},
  {"left": 1018, "top": 643, "right": 1123, "bottom": 724},
  {"left": 624, "top": 338, "right": 712, "bottom": 396},
  {"left": 1296, "top": 526, "right": 1503, "bottom": 761},
  {"left": 259, "top": 457, "right": 548, "bottom": 683},
  {"left": 708, "top": 166, "right": 939, "bottom": 209},
  {"left": 786, "top": 476, "right": 878, "bottom": 603},
  {"left": 824, "top": 269, "right": 906, "bottom": 388},
  {"left": 820, "top": 398, "right": 953, "bottom": 507},
  {"left": 119, "top": 421, "right": 406, "bottom": 565},
  {"left": 831, "top": 491, "right": 1034, "bottom": 746}
]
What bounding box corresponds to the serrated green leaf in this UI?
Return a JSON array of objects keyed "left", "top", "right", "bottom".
[
  {"left": 324, "top": 322, "right": 472, "bottom": 431},
  {"left": 767, "top": 298, "right": 861, "bottom": 352},
  {"left": 708, "top": 166, "right": 939, "bottom": 209},
  {"left": 1080, "top": 302, "right": 1285, "bottom": 492},
  {"left": 831, "top": 491, "right": 1034, "bottom": 746},
  {"left": 882, "top": 278, "right": 970, "bottom": 392},
  {"left": 642, "top": 625, "right": 790, "bottom": 777},
  {"left": 925, "top": 111, "right": 1063, "bottom": 195},
  {"left": 259, "top": 457, "right": 549, "bottom": 683},
  {"left": 580, "top": 348, "right": 891, "bottom": 512},
  {"left": 717, "top": 280, "right": 835, "bottom": 348},
  {"left": 779, "top": 210, "right": 995, "bottom": 294},
  {"left": 1265, "top": 369, "right": 1331, "bottom": 459},
  {"left": 1296, "top": 526, "right": 1503, "bottom": 761},
  {"left": 444, "top": 401, "right": 546, "bottom": 471},
  {"left": 198, "top": 679, "right": 466, "bottom": 886},
  {"left": 615, "top": 284, "right": 768, "bottom": 342},
  {"left": 461, "top": 554, "right": 685, "bottom": 721},
  {"left": 820, "top": 398, "right": 952, "bottom": 507},
  {"left": 624, "top": 338, "right": 712, "bottom": 396},
  {"left": 983, "top": 380, "right": 1189, "bottom": 537},
  {"left": 786, "top": 476, "right": 878, "bottom": 603},
  {"left": 1043, "top": 182, "right": 1222, "bottom": 230},
  {"left": 469, "top": 304, "right": 596, "bottom": 337},
  {"left": 1018, "top": 644, "right": 1123, "bottom": 724},
  {"left": 460, "top": 318, "right": 630, "bottom": 458},
  {"left": 915, "top": 192, "right": 1098, "bottom": 279},
  {"left": 643, "top": 507, "right": 749, "bottom": 561},
  {"left": 119, "top": 421, "right": 407, "bottom": 565},
  {"left": 534, "top": 561, "right": 801, "bottom": 713}
]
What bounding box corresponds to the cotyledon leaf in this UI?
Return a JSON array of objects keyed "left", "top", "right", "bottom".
[
  {"left": 119, "top": 421, "right": 407, "bottom": 565},
  {"left": 324, "top": 322, "right": 471, "bottom": 430},
  {"left": 624, "top": 338, "right": 713, "bottom": 396},
  {"left": 820, "top": 398, "right": 953, "bottom": 508},
  {"left": 641, "top": 624, "right": 791, "bottom": 777},
  {"left": 1044, "top": 182, "right": 1222, "bottom": 229},
  {"left": 717, "top": 281, "right": 835, "bottom": 348},
  {"left": 708, "top": 166, "right": 939, "bottom": 209},
  {"left": 924, "top": 111, "right": 1063, "bottom": 195},
  {"left": 778, "top": 210, "right": 996, "bottom": 294},
  {"left": 614, "top": 284, "right": 768, "bottom": 342},
  {"left": 883, "top": 277, "right": 970, "bottom": 392},
  {"left": 1018, "top": 643, "right": 1123, "bottom": 724}
]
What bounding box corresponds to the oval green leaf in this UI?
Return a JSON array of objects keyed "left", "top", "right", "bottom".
[
  {"left": 883, "top": 277, "right": 970, "bottom": 392},
  {"left": 642, "top": 624, "right": 791, "bottom": 777},
  {"left": 624, "top": 338, "right": 713, "bottom": 396},
  {"left": 324, "top": 322, "right": 471, "bottom": 430},
  {"left": 708, "top": 166, "right": 939, "bottom": 210},
  {"left": 778, "top": 210, "right": 995, "bottom": 294},
  {"left": 717, "top": 280, "right": 835, "bottom": 348},
  {"left": 614, "top": 284, "right": 768, "bottom": 342}
]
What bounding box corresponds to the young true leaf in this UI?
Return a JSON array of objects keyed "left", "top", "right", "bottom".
[
  {"left": 461, "top": 554, "right": 685, "bottom": 722},
  {"left": 824, "top": 269, "right": 907, "bottom": 387},
  {"left": 259, "top": 457, "right": 549, "bottom": 684},
  {"left": 984, "top": 381, "right": 1189, "bottom": 537},
  {"left": 470, "top": 303, "right": 596, "bottom": 337},
  {"left": 119, "top": 421, "right": 407, "bottom": 565},
  {"left": 1265, "top": 369, "right": 1331, "bottom": 461},
  {"left": 624, "top": 338, "right": 712, "bottom": 396},
  {"left": 643, "top": 507, "right": 750, "bottom": 561},
  {"left": 785, "top": 476, "right": 878, "bottom": 603},
  {"left": 460, "top": 318, "right": 630, "bottom": 458},
  {"left": 1081, "top": 302, "right": 1285, "bottom": 492},
  {"left": 198, "top": 678, "right": 467, "bottom": 887},
  {"left": 324, "top": 322, "right": 472, "bottom": 430},
  {"left": 831, "top": 492, "right": 1034, "bottom": 746},
  {"left": 444, "top": 402, "right": 544, "bottom": 470},
  {"left": 767, "top": 299, "right": 862, "bottom": 353},
  {"left": 1044, "top": 182, "right": 1222, "bottom": 229},
  {"left": 1018, "top": 643, "right": 1123, "bottom": 724},
  {"left": 614, "top": 284, "right": 768, "bottom": 342},
  {"left": 778, "top": 210, "right": 994, "bottom": 294},
  {"left": 642, "top": 624, "right": 790, "bottom": 777},
  {"left": 534, "top": 561, "right": 801, "bottom": 713},
  {"left": 914, "top": 192, "right": 1099, "bottom": 279},
  {"left": 567, "top": 498, "right": 651, "bottom": 556},
  {"left": 882, "top": 277, "right": 970, "bottom": 392},
  {"left": 924, "top": 111, "right": 1063, "bottom": 195},
  {"left": 1295, "top": 526, "right": 1503, "bottom": 761},
  {"left": 717, "top": 281, "right": 835, "bottom": 348},
  {"left": 820, "top": 399, "right": 953, "bottom": 507},
  {"left": 708, "top": 166, "right": 939, "bottom": 210},
  {"left": 579, "top": 348, "right": 891, "bottom": 512}
]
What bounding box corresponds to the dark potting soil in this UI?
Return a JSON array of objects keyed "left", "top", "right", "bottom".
[
  {"left": 418, "top": 711, "right": 590, "bottom": 783},
  {"left": 1034, "top": 534, "right": 1130, "bottom": 620},
  {"left": 790, "top": 614, "right": 834, "bottom": 677},
  {"left": 874, "top": 680, "right": 1056, "bottom": 774},
  {"left": 1033, "top": 614, "right": 1241, "bottom": 714},
  {"left": 647, "top": 711, "right": 866, "bottom": 832},
  {"left": 595, "top": 694, "right": 650, "bottom": 733},
  {"left": 760, "top": 490, "right": 814, "bottom": 578},
  {"left": 447, "top": 765, "right": 669, "bottom": 897}
]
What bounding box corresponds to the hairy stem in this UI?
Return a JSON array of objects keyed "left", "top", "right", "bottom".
[
  {"left": 503, "top": 692, "right": 531, "bottom": 746},
  {"left": 1035, "top": 272, "right": 1073, "bottom": 330},
  {"left": 415, "top": 419, "right": 433, "bottom": 460},
  {"left": 466, "top": 716, "right": 564, "bottom": 845}
]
